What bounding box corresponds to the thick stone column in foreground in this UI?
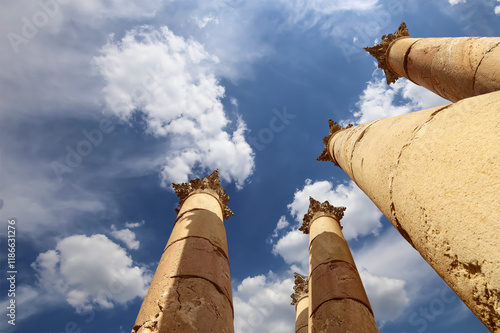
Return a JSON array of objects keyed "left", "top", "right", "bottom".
[
  {"left": 300, "top": 198, "right": 378, "bottom": 333},
  {"left": 365, "top": 22, "right": 500, "bottom": 102},
  {"left": 318, "top": 91, "right": 500, "bottom": 331},
  {"left": 291, "top": 273, "right": 309, "bottom": 333},
  {"left": 133, "top": 170, "right": 234, "bottom": 333}
]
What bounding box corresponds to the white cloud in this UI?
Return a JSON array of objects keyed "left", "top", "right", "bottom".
[
  {"left": 360, "top": 270, "right": 409, "bottom": 324},
  {"left": 343, "top": 70, "right": 449, "bottom": 125},
  {"left": 449, "top": 0, "right": 466, "bottom": 5},
  {"left": 233, "top": 272, "right": 295, "bottom": 333},
  {"left": 94, "top": 26, "right": 255, "bottom": 188},
  {"left": 125, "top": 220, "right": 145, "bottom": 228},
  {"left": 272, "top": 230, "right": 309, "bottom": 273},
  {"left": 272, "top": 216, "right": 290, "bottom": 238},
  {"left": 287, "top": 179, "right": 383, "bottom": 240},
  {"left": 495, "top": 0, "right": 500, "bottom": 15},
  {"left": 110, "top": 224, "right": 140, "bottom": 250},
  {"left": 32, "top": 234, "right": 151, "bottom": 312}
]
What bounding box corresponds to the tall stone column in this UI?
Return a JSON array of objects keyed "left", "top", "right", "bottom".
[
  {"left": 291, "top": 273, "right": 309, "bottom": 333},
  {"left": 365, "top": 22, "right": 500, "bottom": 102},
  {"left": 300, "top": 197, "right": 378, "bottom": 333},
  {"left": 318, "top": 91, "right": 500, "bottom": 331},
  {"left": 133, "top": 170, "right": 234, "bottom": 333}
]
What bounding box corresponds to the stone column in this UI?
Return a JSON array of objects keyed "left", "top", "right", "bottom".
[
  {"left": 133, "top": 170, "right": 234, "bottom": 333},
  {"left": 300, "top": 197, "right": 378, "bottom": 333},
  {"left": 365, "top": 22, "right": 500, "bottom": 102},
  {"left": 317, "top": 91, "right": 500, "bottom": 331},
  {"left": 291, "top": 273, "right": 309, "bottom": 333}
]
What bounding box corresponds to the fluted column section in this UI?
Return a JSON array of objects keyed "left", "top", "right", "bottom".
[
  {"left": 318, "top": 91, "right": 500, "bottom": 331},
  {"left": 291, "top": 273, "right": 309, "bottom": 333},
  {"left": 133, "top": 170, "right": 234, "bottom": 333},
  {"left": 300, "top": 198, "right": 378, "bottom": 333},
  {"left": 365, "top": 22, "right": 500, "bottom": 102}
]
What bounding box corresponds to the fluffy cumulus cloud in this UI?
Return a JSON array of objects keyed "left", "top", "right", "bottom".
[
  {"left": 110, "top": 224, "right": 140, "bottom": 250},
  {"left": 342, "top": 71, "right": 449, "bottom": 125},
  {"left": 496, "top": 0, "right": 500, "bottom": 15},
  {"left": 32, "top": 234, "right": 151, "bottom": 312},
  {"left": 94, "top": 26, "right": 255, "bottom": 188},
  {"left": 287, "top": 179, "right": 383, "bottom": 240},
  {"left": 359, "top": 270, "right": 409, "bottom": 324},
  {"left": 233, "top": 272, "right": 295, "bottom": 333}
]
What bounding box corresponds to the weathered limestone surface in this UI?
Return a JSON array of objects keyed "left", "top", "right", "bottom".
[
  {"left": 366, "top": 22, "right": 500, "bottom": 102},
  {"left": 311, "top": 298, "right": 378, "bottom": 333},
  {"left": 323, "top": 91, "right": 500, "bottom": 331},
  {"left": 295, "top": 296, "right": 309, "bottom": 333},
  {"left": 133, "top": 170, "right": 234, "bottom": 333},
  {"left": 134, "top": 277, "right": 234, "bottom": 333},
  {"left": 302, "top": 198, "right": 378, "bottom": 332}
]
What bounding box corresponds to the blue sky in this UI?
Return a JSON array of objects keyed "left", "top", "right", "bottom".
[{"left": 0, "top": 0, "right": 498, "bottom": 332}]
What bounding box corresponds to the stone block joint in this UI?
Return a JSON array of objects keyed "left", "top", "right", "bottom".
[
  {"left": 300, "top": 197, "right": 346, "bottom": 234},
  {"left": 172, "top": 169, "right": 234, "bottom": 220},
  {"left": 317, "top": 119, "right": 352, "bottom": 166},
  {"left": 364, "top": 21, "right": 410, "bottom": 84},
  {"left": 291, "top": 272, "right": 309, "bottom": 306}
]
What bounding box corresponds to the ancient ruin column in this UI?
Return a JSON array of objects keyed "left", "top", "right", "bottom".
[
  {"left": 300, "top": 197, "right": 378, "bottom": 333},
  {"left": 318, "top": 91, "right": 500, "bottom": 331},
  {"left": 133, "top": 170, "right": 234, "bottom": 333},
  {"left": 290, "top": 273, "right": 309, "bottom": 333},
  {"left": 365, "top": 22, "right": 500, "bottom": 102}
]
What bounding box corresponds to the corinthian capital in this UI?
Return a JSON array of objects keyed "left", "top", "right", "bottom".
[
  {"left": 364, "top": 21, "right": 410, "bottom": 84},
  {"left": 172, "top": 169, "right": 233, "bottom": 220},
  {"left": 290, "top": 273, "right": 309, "bottom": 305},
  {"left": 300, "top": 197, "right": 346, "bottom": 234}
]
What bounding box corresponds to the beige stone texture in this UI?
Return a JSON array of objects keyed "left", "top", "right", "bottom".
[
  {"left": 311, "top": 298, "right": 378, "bottom": 333},
  {"left": 176, "top": 192, "right": 224, "bottom": 220},
  {"left": 430, "top": 37, "right": 500, "bottom": 102},
  {"left": 161, "top": 237, "right": 232, "bottom": 303},
  {"left": 309, "top": 215, "right": 344, "bottom": 243},
  {"left": 133, "top": 277, "right": 234, "bottom": 333},
  {"left": 309, "top": 231, "right": 356, "bottom": 272},
  {"left": 166, "top": 209, "right": 228, "bottom": 258},
  {"left": 329, "top": 91, "right": 500, "bottom": 331},
  {"left": 406, "top": 38, "right": 450, "bottom": 96},
  {"left": 295, "top": 296, "right": 309, "bottom": 333},
  {"left": 387, "top": 37, "right": 500, "bottom": 102},
  {"left": 386, "top": 37, "right": 420, "bottom": 78},
  {"left": 475, "top": 43, "right": 500, "bottom": 96},
  {"left": 134, "top": 237, "right": 233, "bottom": 331},
  {"left": 309, "top": 260, "right": 372, "bottom": 317}
]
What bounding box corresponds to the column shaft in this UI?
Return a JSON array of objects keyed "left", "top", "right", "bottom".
[
  {"left": 365, "top": 22, "right": 500, "bottom": 102},
  {"left": 388, "top": 36, "right": 500, "bottom": 102},
  {"left": 133, "top": 171, "right": 234, "bottom": 333},
  {"left": 295, "top": 296, "right": 309, "bottom": 333},
  {"left": 325, "top": 91, "right": 500, "bottom": 331},
  {"left": 302, "top": 199, "right": 378, "bottom": 333}
]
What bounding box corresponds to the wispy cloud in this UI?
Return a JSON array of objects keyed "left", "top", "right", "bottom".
[{"left": 342, "top": 69, "right": 449, "bottom": 125}]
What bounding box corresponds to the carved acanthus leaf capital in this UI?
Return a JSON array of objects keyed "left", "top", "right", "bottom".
[
  {"left": 299, "top": 197, "right": 346, "bottom": 234},
  {"left": 317, "top": 119, "right": 353, "bottom": 166},
  {"left": 290, "top": 273, "right": 309, "bottom": 306},
  {"left": 364, "top": 21, "right": 410, "bottom": 85},
  {"left": 172, "top": 169, "right": 233, "bottom": 220}
]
